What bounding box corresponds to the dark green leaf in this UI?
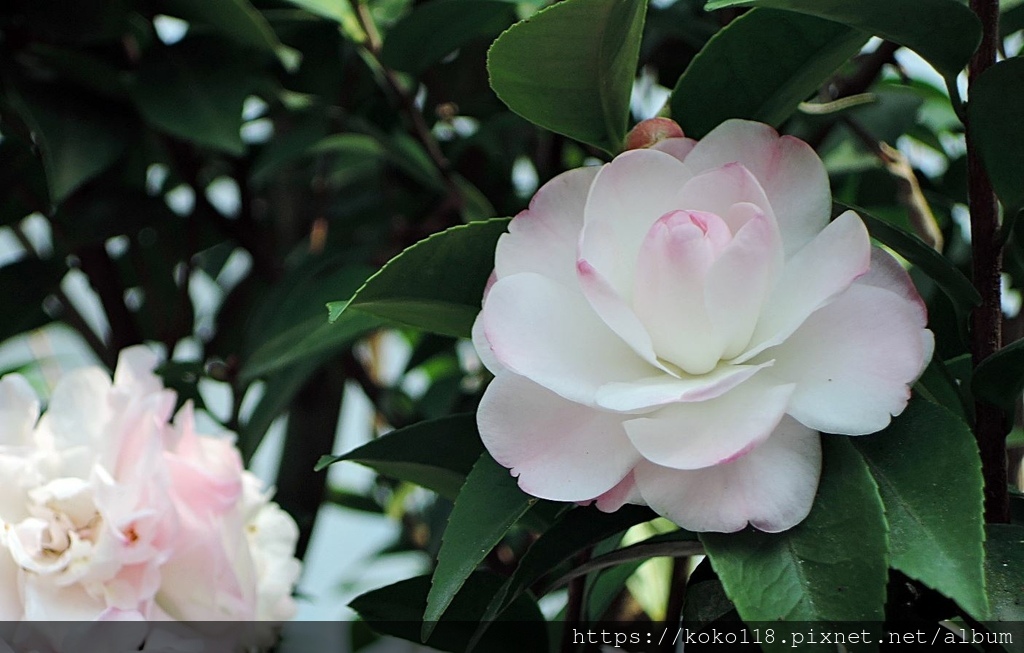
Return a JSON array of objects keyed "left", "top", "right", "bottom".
[
  {"left": 704, "top": 0, "right": 981, "bottom": 79},
  {"left": 983, "top": 525, "right": 1024, "bottom": 653},
  {"left": 6, "top": 83, "right": 127, "bottom": 205},
  {"left": 973, "top": 337, "right": 1024, "bottom": 413},
  {"left": 543, "top": 530, "right": 701, "bottom": 595},
  {"left": 487, "top": 0, "right": 647, "bottom": 154},
  {"left": 671, "top": 10, "right": 867, "bottom": 139},
  {"left": 160, "top": 0, "right": 284, "bottom": 58},
  {"left": 852, "top": 398, "right": 988, "bottom": 619},
  {"left": 239, "top": 359, "right": 319, "bottom": 463},
  {"left": 315, "top": 413, "right": 483, "bottom": 500},
  {"left": 381, "top": 1, "right": 516, "bottom": 75},
  {"left": 702, "top": 438, "right": 887, "bottom": 652},
  {"left": 242, "top": 264, "right": 382, "bottom": 381},
  {"left": 329, "top": 218, "right": 509, "bottom": 339},
  {"left": 351, "top": 572, "right": 548, "bottom": 653},
  {"left": 423, "top": 453, "right": 536, "bottom": 639},
  {"left": 476, "top": 505, "right": 658, "bottom": 635},
  {"left": 914, "top": 357, "right": 970, "bottom": 423},
  {"left": 130, "top": 39, "right": 258, "bottom": 155},
  {"left": 840, "top": 203, "right": 981, "bottom": 314},
  {"left": 967, "top": 57, "right": 1024, "bottom": 211},
  {"left": 0, "top": 258, "right": 66, "bottom": 342}
]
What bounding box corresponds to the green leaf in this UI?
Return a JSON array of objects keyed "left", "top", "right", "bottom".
[
  {"left": 840, "top": 202, "right": 981, "bottom": 314},
  {"left": 241, "top": 264, "right": 382, "bottom": 381},
  {"left": 985, "top": 525, "right": 1024, "bottom": 621},
  {"left": 973, "top": 337, "right": 1024, "bottom": 413},
  {"left": 350, "top": 572, "right": 548, "bottom": 653},
  {"left": 315, "top": 413, "right": 483, "bottom": 500},
  {"left": 381, "top": 1, "right": 516, "bottom": 75},
  {"left": 6, "top": 83, "right": 127, "bottom": 205},
  {"left": 704, "top": 0, "right": 981, "bottom": 80},
  {"left": 131, "top": 39, "right": 258, "bottom": 155},
  {"left": 0, "top": 258, "right": 66, "bottom": 342},
  {"left": 852, "top": 398, "right": 988, "bottom": 619},
  {"left": 475, "top": 505, "right": 658, "bottom": 638},
  {"left": 160, "top": 0, "right": 285, "bottom": 58},
  {"left": 968, "top": 57, "right": 1024, "bottom": 212},
  {"left": 671, "top": 10, "right": 867, "bottom": 139},
  {"left": 329, "top": 218, "right": 509, "bottom": 339},
  {"left": 238, "top": 359, "right": 319, "bottom": 463},
  {"left": 487, "top": 0, "right": 647, "bottom": 154},
  {"left": 702, "top": 438, "right": 887, "bottom": 653},
  {"left": 423, "top": 453, "right": 536, "bottom": 640}
]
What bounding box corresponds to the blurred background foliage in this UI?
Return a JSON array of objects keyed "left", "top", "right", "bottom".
[{"left": 1, "top": 0, "right": 1023, "bottom": 648}]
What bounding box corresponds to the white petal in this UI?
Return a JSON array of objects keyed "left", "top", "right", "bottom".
[
  {"left": 495, "top": 166, "right": 599, "bottom": 287},
  {"left": 858, "top": 248, "right": 928, "bottom": 327},
  {"left": 112, "top": 345, "right": 162, "bottom": 395},
  {"left": 674, "top": 163, "right": 777, "bottom": 236},
  {"left": 594, "top": 362, "right": 771, "bottom": 413},
  {"left": 741, "top": 210, "right": 871, "bottom": 362},
  {"left": 592, "top": 471, "right": 644, "bottom": 512},
  {"left": 483, "top": 273, "right": 654, "bottom": 404},
  {"left": 478, "top": 373, "right": 639, "bottom": 502},
  {"left": 705, "top": 204, "right": 784, "bottom": 359},
  {"left": 764, "top": 283, "right": 931, "bottom": 435},
  {"left": 0, "top": 374, "right": 39, "bottom": 446},
  {"left": 576, "top": 259, "right": 666, "bottom": 371},
  {"left": 624, "top": 375, "right": 794, "bottom": 470},
  {"left": 651, "top": 137, "right": 698, "bottom": 162},
  {"left": 682, "top": 119, "right": 830, "bottom": 256},
  {"left": 579, "top": 149, "right": 693, "bottom": 297},
  {"left": 632, "top": 210, "right": 729, "bottom": 374},
  {"left": 634, "top": 417, "right": 821, "bottom": 532},
  {"left": 36, "top": 368, "right": 113, "bottom": 452},
  {"left": 471, "top": 313, "right": 503, "bottom": 375}
]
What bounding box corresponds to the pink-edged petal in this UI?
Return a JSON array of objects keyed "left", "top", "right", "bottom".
[
  {"left": 579, "top": 149, "right": 693, "bottom": 297},
  {"left": 471, "top": 313, "right": 503, "bottom": 375},
  {"left": 633, "top": 210, "right": 729, "bottom": 374},
  {"left": 634, "top": 417, "right": 821, "bottom": 532},
  {"left": 763, "top": 283, "right": 932, "bottom": 435},
  {"left": 576, "top": 260, "right": 666, "bottom": 372},
  {"left": 740, "top": 210, "right": 871, "bottom": 362},
  {"left": 624, "top": 375, "right": 794, "bottom": 470},
  {"left": 675, "top": 163, "right": 776, "bottom": 236},
  {"left": 494, "top": 166, "right": 600, "bottom": 287},
  {"left": 593, "top": 471, "right": 644, "bottom": 512},
  {"left": 0, "top": 374, "right": 39, "bottom": 446},
  {"left": 594, "top": 362, "right": 771, "bottom": 413},
  {"left": 478, "top": 373, "right": 639, "bottom": 502},
  {"left": 858, "top": 248, "right": 928, "bottom": 327},
  {"left": 483, "top": 272, "right": 654, "bottom": 405},
  {"left": 681, "top": 119, "right": 830, "bottom": 256},
  {"left": 651, "top": 137, "right": 698, "bottom": 162},
  {"left": 705, "top": 204, "right": 784, "bottom": 359}
]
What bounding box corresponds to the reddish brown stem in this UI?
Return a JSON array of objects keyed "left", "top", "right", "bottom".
[{"left": 966, "top": 0, "right": 1008, "bottom": 523}]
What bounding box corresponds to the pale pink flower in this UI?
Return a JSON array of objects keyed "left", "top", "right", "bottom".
[
  {"left": 473, "top": 119, "right": 933, "bottom": 533},
  {"left": 0, "top": 346, "right": 300, "bottom": 621}
]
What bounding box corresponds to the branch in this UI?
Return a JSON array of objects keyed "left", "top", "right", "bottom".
[
  {"left": 966, "top": 0, "right": 1008, "bottom": 523},
  {"left": 346, "top": 0, "right": 463, "bottom": 220}
]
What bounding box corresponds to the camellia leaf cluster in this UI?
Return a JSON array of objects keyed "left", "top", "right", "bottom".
[{"left": 1, "top": 0, "right": 1023, "bottom": 649}]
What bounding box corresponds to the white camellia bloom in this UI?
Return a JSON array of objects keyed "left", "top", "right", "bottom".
[
  {"left": 0, "top": 347, "right": 300, "bottom": 623},
  {"left": 473, "top": 119, "right": 934, "bottom": 533}
]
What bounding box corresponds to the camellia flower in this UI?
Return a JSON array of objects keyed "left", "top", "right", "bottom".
[
  {"left": 0, "top": 346, "right": 301, "bottom": 623},
  {"left": 473, "top": 119, "right": 933, "bottom": 533}
]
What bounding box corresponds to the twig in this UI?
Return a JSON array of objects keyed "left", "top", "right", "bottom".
[
  {"left": 966, "top": 0, "right": 1008, "bottom": 523},
  {"left": 346, "top": 0, "right": 463, "bottom": 218},
  {"left": 843, "top": 118, "right": 944, "bottom": 250},
  {"left": 561, "top": 548, "right": 592, "bottom": 653},
  {"left": 10, "top": 223, "right": 113, "bottom": 367}
]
